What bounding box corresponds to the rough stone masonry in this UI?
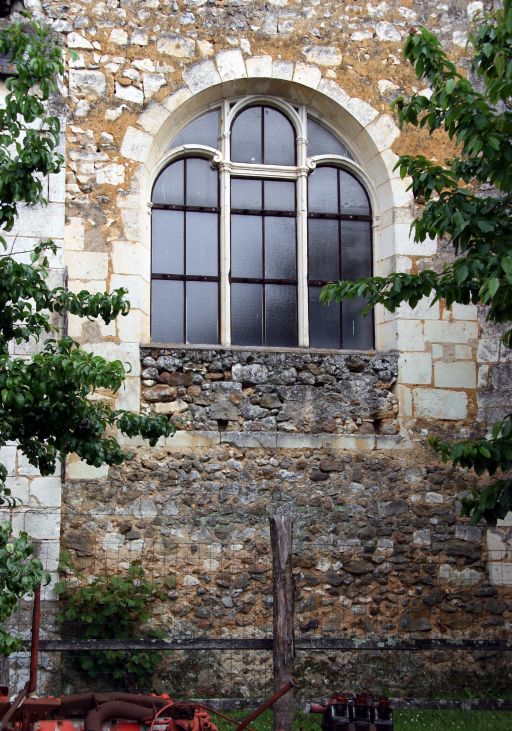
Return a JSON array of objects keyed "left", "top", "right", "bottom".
[{"left": 1, "top": 0, "right": 512, "bottom": 696}]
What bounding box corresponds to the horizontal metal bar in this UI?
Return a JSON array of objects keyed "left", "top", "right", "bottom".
[
  {"left": 34, "top": 638, "right": 512, "bottom": 652},
  {"left": 152, "top": 274, "right": 219, "bottom": 282}
]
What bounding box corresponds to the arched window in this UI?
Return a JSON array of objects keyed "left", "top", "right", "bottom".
[{"left": 151, "top": 98, "right": 374, "bottom": 350}]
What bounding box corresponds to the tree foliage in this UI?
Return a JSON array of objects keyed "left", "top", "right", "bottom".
[
  {"left": 322, "top": 1, "right": 512, "bottom": 525},
  {"left": 0, "top": 16, "right": 173, "bottom": 655}
]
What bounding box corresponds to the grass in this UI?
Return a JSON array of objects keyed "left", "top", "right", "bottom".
[{"left": 212, "top": 708, "right": 512, "bottom": 731}]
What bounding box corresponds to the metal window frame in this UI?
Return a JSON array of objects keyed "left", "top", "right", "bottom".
[{"left": 150, "top": 97, "right": 375, "bottom": 350}]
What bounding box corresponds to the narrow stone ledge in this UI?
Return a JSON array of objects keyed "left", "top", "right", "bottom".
[
  {"left": 276, "top": 434, "right": 324, "bottom": 449},
  {"left": 166, "top": 431, "right": 221, "bottom": 448},
  {"left": 322, "top": 434, "right": 376, "bottom": 451},
  {"left": 375, "top": 434, "right": 409, "bottom": 450},
  {"left": 220, "top": 432, "right": 278, "bottom": 448}
]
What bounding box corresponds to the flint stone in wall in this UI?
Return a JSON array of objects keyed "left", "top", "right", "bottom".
[{"left": 232, "top": 363, "right": 269, "bottom": 384}]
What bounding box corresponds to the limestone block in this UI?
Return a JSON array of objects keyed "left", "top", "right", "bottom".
[
  {"left": 110, "top": 274, "right": 149, "bottom": 312},
  {"left": 302, "top": 46, "right": 342, "bottom": 67},
  {"left": 450, "top": 303, "right": 478, "bottom": 321},
  {"left": 29, "top": 476, "right": 61, "bottom": 508},
  {"left": 143, "top": 73, "right": 166, "bottom": 98},
  {"left": 439, "top": 564, "right": 482, "bottom": 585},
  {"left": 157, "top": 34, "right": 195, "bottom": 58},
  {"left": 48, "top": 170, "right": 66, "bottom": 203},
  {"left": 66, "top": 460, "right": 109, "bottom": 480},
  {"left": 167, "top": 431, "right": 221, "bottom": 448},
  {"left": 431, "top": 344, "right": 443, "bottom": 359},
  {"left": 365, "top": 113, "right": 399, "bottom": 151},
  {"left": 424, "top": 320, "right": 479, "bottom": 344},
  {"left": 397, "top": 296, "right": 439, "bottom": 320},
  {"left": 131, "top": 29, "right": 148, "bottom": 46},
  {"left": 22, "top": 511, "right": 61, "bottom": 540},
  {"left": 112, "top": 241, "right": 146, "bottom": 276},
  {"left": 272, "top": 60, "right": 294, "bottom": 80},
  {"left": 396, "top": 320, "right": 425, "bottom": 352},
  {"left": 115, "top": 82, "right": 143, "bottom": 105},
  {"left": 293, "top": 62, "right": 322, "bottom": 89},
  {"left": 488, "top": 562, "right": 512, "bottom": 586},
  {"left": 317, "top": 78, "right": 350, "bottom": 108},
  {"left": 109, "top": 29, "right": 128, "bottom": 45},
  {"left": 120, "top": 207, "right": 142, "bottom": 241},
  {"left": 197, "top": 40, "right": 214, "bottom": 57},
  {"left": 216, "top": 49, "right": 246, "bottom": 81},
  {"left": 413, "top": 388, "right": 468, "bottom": 420},
  {"left": 85, "top": 342, "right": 141, "bottom": 378},
  {"left": 121, "top": 126, "right": 153, "bottom": 162},
  {"left": 434, "top": 361, "right": 476, "bottom": 389},
  {"left": 183, "top": 60, "right": 222, "bottom": 93},
  {"left": 4, "top": 476, "right": 28, "bottom": 503},
  {"left": 162, "top": 87, "right": 193, "bottom": 113},
  {"left": 399, "top": 352, "right": 432, "bottom": 385},
  {"left": 69, "top": 70, "right": 106, "bottom": 98},
  {"left": 67, "top": 32, "right": 93, "bottom": 49},
  {"left": 117, "top": 308, "right": 145, "bottom": 343},
  {"left": 246, "top": 55, "right": 273, "bottom": 77},
  {"left": 347, "top": 98, "right": 379, "bottom": 127},
  {"left": 18, "top": 453, "right": 44, "bottom": 477},
  {"left": 351, "top": 31, "right": 373, "bottom": 41},
  {"left": 0, "top": 445, "right": 16, "bottom": 477},
  {"left": 96, "top": 163, "right": 125, "bottom": 186},
  {"left": 396, "top": 384, "right": 413, "bottom": 417},
  {"left": 322, "top": 434, "right": 376, "bottom": 451},
  {"left": 65, "top": 251, "right": 108, "bottom": 281},
  {"left": 114, "top": 378, "right": 141, "bottom": 412},
  {"left": 10, "top": 202, "right": 64, "bottom": 239},
  {"left": 375, "top": 22, "right": 402, "bottom": 42}
]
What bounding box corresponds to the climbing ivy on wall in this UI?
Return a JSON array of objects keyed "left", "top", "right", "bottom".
[{"left": 322, "top": 1, "right": 512, "bottom": 525}]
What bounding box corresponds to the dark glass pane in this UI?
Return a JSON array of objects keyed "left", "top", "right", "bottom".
[
  {"left": 264, "top": 217, "right": 296, "bottom": 280},
  {"left": 265, "top": 284, "right": 297, "bottom": 347},
  {"left": 152, "top": 210, "right": 184, "bottom": 275},
  {"left": 309, "top": 286, "right": 341, "bottom": 349},
  {"left": 231, "top": 215, "right": 262, "bottom": 278},
  {"left": 307, "top": 116, "right": 352, "bottom": 159},
  {"left": 186, "top": 158, "right": 218, "bottom": 207},
  {"left": 308, "top": 219, "right": 339, "bottom": 281},
  {"left": 339, "top": 170, "right": 370, "bottom": 216},
  {"left": 231, "top": 283, "right": 263, "bottom": 346},
  {"left": 231, "top": 178, "right": 262, "bottom": 210},
  {"left": 263, "top": 107, "right": 295, "bottom": 165},
  {"left": 264, "top": 180, "right": 295, "bottom": 212},
  {"left": 342, "top": 297, "right": 374, "bottom": 350},
  {"left": 186, "top": 212, "right": 218, "bottom": 277},
  {"left": 341, "top": 221, "right": 372, "bottom": 279},
  {"left": 151, "top": 280, "right": 184, "bottom": 343},
  {"left": 186, "top": 281, "right": 218, "bottom": 344},
  {"left": 152, "top": 160, "right": 184, "bottom": 205},
  {"left": 308, "top": 167, "right": 338, "bottom": 214},
  {"left": 231, "top": 107, "right": 262, "bottom": 163},
  {"left": 169, "top": 109, "right": 220, "bottom": 149}
]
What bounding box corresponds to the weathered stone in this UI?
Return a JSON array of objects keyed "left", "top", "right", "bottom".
[
  {"left": 310, "top": 470, "right": 329, "bottom": 482},
  {"left": 69, "top": 70, "right": 106, "bottom": 98},
  {"left": 160, "top": 372, "right": 193, "bottom": 386},
  {"left": 208, "top": 402, "right": 239, "bottom": 421},
  {"left": 344, "top": 560, "right": 374, "bottom": 575},
  {"left": 157, "top": 34, "right": 195, "bottom": 58},
  {"left": 232, "top": 363, "right": 269, "bottom": 384}
]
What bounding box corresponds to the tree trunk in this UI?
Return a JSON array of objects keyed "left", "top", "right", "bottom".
[{"left": 270, "top": 514, "right": 294, "bottom": 731}]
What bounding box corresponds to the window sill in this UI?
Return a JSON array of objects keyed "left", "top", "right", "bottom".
[{"left": 142, "top": 342, "right": 389, "bottom": 356}]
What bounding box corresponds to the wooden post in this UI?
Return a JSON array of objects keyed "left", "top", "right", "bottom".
[{"left": 270, "top": 514, "right": 294, "bottom": 731}]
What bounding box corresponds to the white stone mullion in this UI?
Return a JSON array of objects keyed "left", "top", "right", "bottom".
[
  {"left": 220, "top": 100, "right": 231, "bottom": 346},
  {"left": 297, "top": 129, "right": 309, "bottom": 347}
]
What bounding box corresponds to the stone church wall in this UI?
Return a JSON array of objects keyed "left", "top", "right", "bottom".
[{"left": 2, "top": 0, "right": 512, "bottom": 696}]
